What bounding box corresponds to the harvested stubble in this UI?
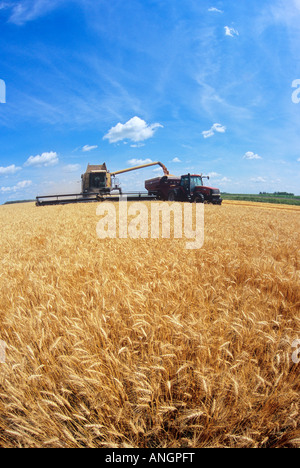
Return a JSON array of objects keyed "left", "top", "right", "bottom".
[{"left": 0, "top": 200, "right": 299, "bottom": 448}]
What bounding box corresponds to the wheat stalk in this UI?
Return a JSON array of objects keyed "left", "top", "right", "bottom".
[{"left": 0, "top": 201, "right": 299, "bottom": 448}]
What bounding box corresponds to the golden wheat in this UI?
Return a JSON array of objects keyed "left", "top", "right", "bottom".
[{"left": 0, "top": 200, "right": 299, "bottom": 448}]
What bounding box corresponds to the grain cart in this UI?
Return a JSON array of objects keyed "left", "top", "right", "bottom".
[{"left": 145, "top": 173, "right": 222, "bottom": 204}]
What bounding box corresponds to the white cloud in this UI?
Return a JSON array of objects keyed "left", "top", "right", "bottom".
[
  {"left": 127, "top": 158, "right": 153, "bottom": 166},
  {"left": 0, "top": 180, "right": 32, "bottom": 193},
  {"left": 0, "top": 164, "right": 22, "bottom": 175},
  {"left": 82, "top": 145, "right": 98, "bottom": 152},
  {"left": 1, "top": 186, "right": 13, "bottom": 193},
  {"left": 24, "top": 151, "right": 59, "bottom": 167},
  {"left": 103, "top": 116, "right": 163, "bottom": 143},
  {"left": 208, "top": 172, "right": 221, "bottom": 178},
  {"left": 5, "top": 0, "right": 66, "bottom": 25},
  {"left": 63, "top": 164, "right": 81, "bottom": 172},
  {"left": 243, "top": 151, "right": 262, "bottom": 160},
  {"left": 202, "top": 123, "right": 226, "bottom": 138},
  {"left": 0, "top": 2, "right": 12, "bottom": 12},
  {"left": 297, "top": 157, "right": 300, "bottom": 162},
  {"left": 130, "top": 143, "right": 145, "bottom": 148},
  {"left": 17, "top": 180, "right": 32, "bottom": 188},
  {"left": 172, "top": 157, "right": 181, "bottom": 163},
  {"left": 220, "top": 177, "right": 231, "bottom": 183},
  {"left": 208, "top": 7, "right": 223, "bottom": 13},
  {"left": 251, "top": 176, "right": 266, "bottom": 183},
  {"left": 224, "top": 26, "right": 239, "bottom": 37}
]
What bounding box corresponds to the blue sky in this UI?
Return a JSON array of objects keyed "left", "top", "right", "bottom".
[{"left": 0, "top": 0, "right": 300, "bottom": 202}]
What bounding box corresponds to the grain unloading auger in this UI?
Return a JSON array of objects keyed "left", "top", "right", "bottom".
[{"left": 36, "top": 161, "right": 170, "bottom": 206}]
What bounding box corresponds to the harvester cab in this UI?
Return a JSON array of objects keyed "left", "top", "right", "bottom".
[
  {"left": 81, "top": 161, "right": 170, "bottom": 195},
  {"left": 81, "top": 163, "right": 110, "bottom": 194}
]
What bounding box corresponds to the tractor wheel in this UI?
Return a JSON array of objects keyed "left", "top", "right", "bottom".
[
  {"left": 193, "top": 194, "right": 204, "bottom": 203},
  {"left": 168, "top": 191, "right": 176, "bottom": 201}
]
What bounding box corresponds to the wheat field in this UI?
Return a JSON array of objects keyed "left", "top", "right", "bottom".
[{"left": 0, "top": 200, "right": 299, "bottom": 448}]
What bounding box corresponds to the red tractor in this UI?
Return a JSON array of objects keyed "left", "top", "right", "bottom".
[{"left": 145, "top": 173, "right": 222, "bottom": 204}]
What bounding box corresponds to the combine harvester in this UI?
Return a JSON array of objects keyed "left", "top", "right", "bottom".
[{"left": 36, "top": 161, "right": 169, "bottom": 206}]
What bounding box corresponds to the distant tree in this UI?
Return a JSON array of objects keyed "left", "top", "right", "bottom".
[{"left": 273, "top": 192, "right": 294, "bottom": 196}]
